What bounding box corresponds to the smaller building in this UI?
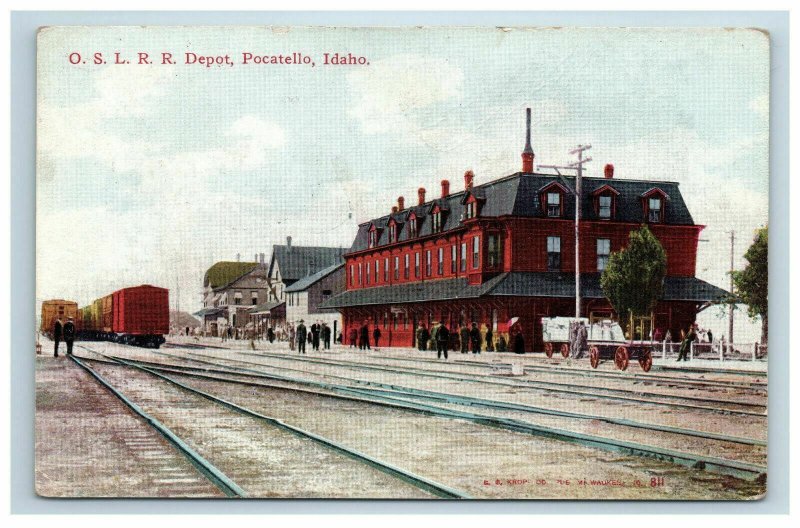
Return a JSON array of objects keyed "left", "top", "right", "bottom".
[
  {"left": 266, "top": 237, "right": 346, "bottom": 304},
  {"left": 285, "top": 263, "right": 346, "bottom": 338},
  {"left": 197, "top": 254, "right": 270, "bottom": 336}
]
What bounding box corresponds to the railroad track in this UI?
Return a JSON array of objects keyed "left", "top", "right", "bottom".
[
  {"left": 366, "top": 353, "right": 768, "bottom": 392},
  {"left": 97, "top": 347, "right": 767, "bottom": 483},
  {"left": 195, "top": 349, "right": 767, "bottom": 417},
  {"left": 73, "top": 346, "right": 468, "bottom": 499}
]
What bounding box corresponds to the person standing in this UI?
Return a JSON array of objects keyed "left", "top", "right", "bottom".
[
  {"left": 485, "top": 326, "right": 494, "bottom": 352},
  {"left": 267, "top": 327, "right": 275, "bottom": 344},
  {"left": 52, "top": 318, "right": 63, "bottom": 357},
  {"left": 63, "top": 317, "right": 76, "bottom": 356},
  {"left": 469, "top": 322, "right": 481, "bottom": 354},
  {"left": 436, "top": 323, "right": 450, "bottom": 360},
  {"left": 359, "top": 323, "right": 370, "bottom": 350},
  {"left": 574, "top": 322, "right": 588, "bottom": 359},
  {"left": 322, "top": 323, "right": 331, "bottom": 350},
  {"left": 288, "top": 323, "right": 296, "bottom": 351},
  {"left": 296, "top": 320, "right": 307, "bottom": 354},
  {"left": 373, "top": 326, "right": 382, "bottom": 349},
  {"left": 419, "top": 325, "right": 429, "bottom": 351},
  {"left": 349, "top": 327, "right": 358, "bottom": 348},
  {"left": 677, "top": 324, "right": 697, "bottom": 361},
  {"left": 459, "top": 324, "right": 470, "bottom": 354},
  {"left": 512, "top": 328, "right": 525, "bottom": 354},
  {"left": 311, "top": 322, "right": 321, "bottom": 351}
]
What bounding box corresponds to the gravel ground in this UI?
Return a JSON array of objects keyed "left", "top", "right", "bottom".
[
  {"left": 35, "top": 357, "right": 224, "bottom": 498},
  {"left": 142, "top": 346, "right": 768, "bottom": 444}
]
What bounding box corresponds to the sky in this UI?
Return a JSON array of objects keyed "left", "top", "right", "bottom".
[{"left": 36, "top": 26, "right": 769, "bottom": 341}]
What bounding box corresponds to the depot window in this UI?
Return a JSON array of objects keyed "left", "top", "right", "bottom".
[
  {"left": 472, "top": 236, "right": 480, "bottom": 269},
  {"left": 465, "top": 201, "right": 476, "bottom": 220},
  {"left": 358, "top": 263, "right": 362, "bottom": 285},
  {"left": 394, "top": 256, "right": 400, "bottom": 280},
  {"left": 547, "top": 236, "right": 561, "bottom": 271},
  {"left": 234, "top": 291, "right": 242, "bottom": 305},
  {"left": 409, "top": 217, "right": 418, "bottom": 238},
  {"left": 384, "top": 258, "right": 389, "bottom": 282},
  {"left": 599, "top": 195, "right": 612, "bottom": 219},
  {"left": 597, "top": 238, "right": 611, "bottom": 271},
  {"left": 487, "top": 234, "right": 500, "bottom": 268},
  {"left": 404, "top": 254, "right": 410, "bottom": 279},
  {"left": 437, "top": 247, "right": 444, "bottom": 275},
  {"left": 460, "top": 242, "right": 467, "bottom": 272},
  {"left": 368, "top": 230, "right": 377, "bottom": 248},
  {"left": 547, "top": 192, "right": 561, "bottom": 217},
  {"left": 389, "top": 224, "right": 397, "bottom": 243},
  {"left": 426, "top": 250, "right": 432, "bottom": 277},
  {"left": 432, "top": 211, "right": 443, "bottom": 233},
  {"left": 415, "top": 252, "right": 421, "bottom": 278},
  {"left": 375, "top": 260, "right": 379, "bottom": 283},
  {"left": 251, "top": 291, "right": 258, "bottom": 305},
  {"left": 648, "top": 197, "right": 663, "bottom": 222},
  {"left": 451, "top": 244, "right": 457, "bottom": 273},
  {"left": 366, "top": 261, "right": 371, "bottom": 284}
]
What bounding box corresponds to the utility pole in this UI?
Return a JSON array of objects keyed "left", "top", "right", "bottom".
[
  {"left": 729, "top": 231, "right": 735, "bottom": 344},
  {"left": 539, "top": 144, "right": 592, "bottom": 318}
]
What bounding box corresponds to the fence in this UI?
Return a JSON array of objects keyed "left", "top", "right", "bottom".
[{"left": 656, "top": 341, "right": 767, "bottom": 362}]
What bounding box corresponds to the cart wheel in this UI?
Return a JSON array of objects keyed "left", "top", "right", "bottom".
[
  {"left": 589, "top": 346, "right": 600, "bottom": 369},
  {"left": 544, "top": 342, "right": 554, "bottom": 358},
  {"left": 614, "top": 346, "right": 630, "bottom": 371},
  {"left": 638, "top": 348, "right": 653, "bottom": 372},
  {"left": 560, "top": 343, "right": 570, "bottom": 358}
]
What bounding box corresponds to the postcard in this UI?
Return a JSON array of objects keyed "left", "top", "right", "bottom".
[{"left": 35, "top": 26, "right": 769, "bottom": 499}]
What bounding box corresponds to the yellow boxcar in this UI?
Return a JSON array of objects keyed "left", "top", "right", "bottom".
[{"left": 40, "top": 300, "right": 78, "bottom": 338}]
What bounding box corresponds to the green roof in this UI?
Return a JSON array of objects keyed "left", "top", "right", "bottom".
[{"left": 204, "top": 261, "right": 259, "bottom": 290}]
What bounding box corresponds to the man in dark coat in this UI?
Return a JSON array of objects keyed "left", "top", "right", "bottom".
[
  {"left": 513, "top": 331, "right": 525, "bottom": 354},
  {"left": 485, "top": 326, "right": 494, "bottom": 352},
  {"left": 470, "top": 322, "right": 481, "bottom": 354},
  {"left": 322, "top": 323, "right": 331, "bottom": 350},
  {"left": 311, "top": 322, "right": 321, "bottom": 351},
  {"left": 435, "top": 323, "right": 450, "bottom": 360},
  {"left": 459, "top": 325, "right": 470, "bottom": 354},
  {"left": 53, "top": 318, "right": 63, "bottom": 357},
  {"left": 373, "top": 326, "right": 382, "bottom": 348},
  {"left": 267, "top": 327, "right": 275, "bottom": 343},
  {"left": 359, "top": 323, "right": 370, "bottom": 350},
  {"left": 349, "top": 327, "right": 358, "bottom": 348},
  {"left": 419, "top": 325, "right": 429, "bottom": 351},
  {"left": 63, "top": 318, "right": 76, "bottom": 356},
  {"left": 296, "top": 321, "right": 307, "bottom": 354},
  {"left": 677, "top": 324, "right": 697, "bottom": 361}
]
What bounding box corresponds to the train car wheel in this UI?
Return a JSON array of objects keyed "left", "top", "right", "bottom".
[
  {"left": 544, "top": 342, "right": 554, "bottom": 358},
  {"left": 560, "top": 343, "right": 570, "bottom": 358},
  {"left": 614, "top": 346, "right": 629, "bottom": 371},
  {"left": 589, "top": 346, "right": 600, "bottom": 369},
  {"left": 638, "top": 348, "right": 653, "bottom": 372}
]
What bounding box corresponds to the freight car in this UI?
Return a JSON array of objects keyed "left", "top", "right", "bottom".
[
  {"left": 39, "top": 299, "right": 79, "bottom": 339},
  {"left": 80, "top": 285, "right": 169, "bottom": 348}
]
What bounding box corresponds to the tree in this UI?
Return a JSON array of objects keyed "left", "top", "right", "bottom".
[
  {"left": 732, "top": 226, "right": 768, "bottom": 343},
  {"left": 600, "top": 225, "right": 667, "bottom": 335}
]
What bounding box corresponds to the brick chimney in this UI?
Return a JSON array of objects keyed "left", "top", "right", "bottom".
[
  {"left": 522, "top": 107, "right": 535, "bottom": 172},
  {"left": 418, "top": 187, "right": 426, "bottom": 205},
  {"left": 604, "top": 163, "right": 614, "bottom": 179},
  {"left": 441, "top": 179, "right": 450, "bottom": 198},
  {"left": 464, "top": 170, "right": 474, "bottom": 190},
  {"left": 397, "top": 196, "right": 405, "bottom": 211}
]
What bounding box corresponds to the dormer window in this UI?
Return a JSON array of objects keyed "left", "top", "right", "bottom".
[
  {"left": 465, "top": 198, "right": 479, "bottom": 220},
  {"left": 539, "top": 182, "right": 568, "bottom": 218},
  {"left": 368, "top": 226, "right": 379, "bottom": 248},
  {"left": 432, "top": 211, "right": 443, "bottom": 233},
  {"left": 648, "top": 197, "right": 662, "bottom": 222},
  {"left": 388, "top": 223, "right": 397, "bottom": 243},
  {"left": 641, "top": 188, "right": 668, "bottom": 223},
  {"left": 547, "top": 192, "right": 561, "bottom": 217},
  {"left": 408, "top": 214, "right": 418, "bottom": 238},
  {"left": 599, "top": 195, "right": 612, "bottom": 218}
]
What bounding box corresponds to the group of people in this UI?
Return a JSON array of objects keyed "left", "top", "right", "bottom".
[
  {"left": 52, "top": 317, "right": 76, "bottom": 357},
  {"left": 287, "top": 320, "right": 337, "bottom": 354},
  {"left": 347, "top": 324, "right": 381, "bottom": 350}
]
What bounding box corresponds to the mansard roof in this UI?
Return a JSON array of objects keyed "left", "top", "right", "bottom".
[{"left": 347, "top": 172, "right": 695, "bottom": 254}]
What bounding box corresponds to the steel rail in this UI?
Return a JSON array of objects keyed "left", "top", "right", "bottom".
[
  {"left": 94, "top": 351, "right": 768, "bottom": 482},
  {"left": 369, "top": 354, "right": 768, "bottom": 391},
  {"left": 93, "top": 352, "right": 765, "bottom": 446},
  {"left": 68, "top": 354, "right": 247, "bottom": 498},
  {"left": 80, "top": 349, "right": 469, "bottom": 499},
  {"left": 193, "top": 349, "right": 766, "bottom": 417}
]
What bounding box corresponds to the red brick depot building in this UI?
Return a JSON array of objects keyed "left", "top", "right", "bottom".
[{"left": 322, "top": 110, "right": 726, "bottom": 352}]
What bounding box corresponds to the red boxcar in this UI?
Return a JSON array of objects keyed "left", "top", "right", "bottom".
[{"left": 111, "top": 285, "right": 169, "bottom": 347}]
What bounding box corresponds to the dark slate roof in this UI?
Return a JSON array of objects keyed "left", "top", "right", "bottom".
[
  {"left": 284, "top": 263, "right": 344, "bottom": 293},
  {"left": 269, "top": 245, "right": 346, "bottom": 282},
  {"left": 194, "top": 307, "right": 225, "bottom": 318},
  {"left": 320, "top": 274, "right": 509, "bottom": 309},
  {"left": 348, "top": 173, "right": 695, "bottom": 254},
  {"left": 321, "top": 272, "right": 727, "bottom": 308},
  {"left": 204, "top": 261, "right": 259, "bottom": 290},
  {"left": 248, "top": 301, "right": 285, "bottom": 315}
]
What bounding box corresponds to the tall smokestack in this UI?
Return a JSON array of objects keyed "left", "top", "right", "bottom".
[
  {"left": 441, "top": 179, "right": 450, "bottom": 198},
  {"left": 604, "top": 163, "right": 614, "bottom": 179},
  {"left": 418, "top": 187, "right": 426, "bottom": 205},
  {"left": 464, "top": 170, "right": 474, "bottom": 190},
  {"left": 522, "top": 107, "right": 534, "bottom": 173},
  {"left": 397, "top": 196, "right": 405, "bottom": 211}
]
